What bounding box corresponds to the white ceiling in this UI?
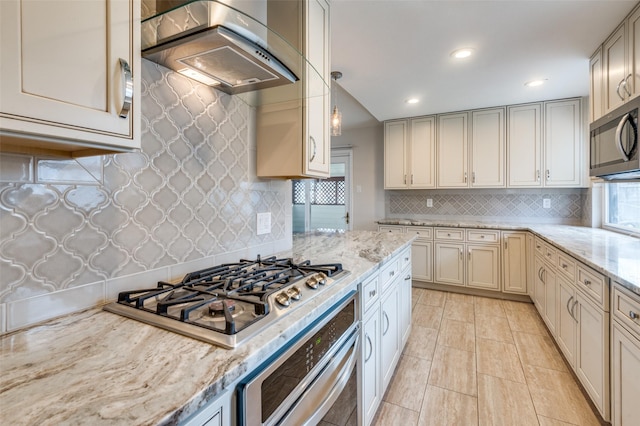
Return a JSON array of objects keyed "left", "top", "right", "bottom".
[{"left": 330, "top": 0, "right": 637, "bottom": 128}]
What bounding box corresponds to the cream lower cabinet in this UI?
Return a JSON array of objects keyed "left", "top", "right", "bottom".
[
  {"left": 434, "top": 242, "right": 465, "bottom": 286},
  {"left": 0, "top": 0, "right": 141, "bottom": 156},
  {"left": 183, "top": 389, "right": 231, "bottom": 426},
  {"left": 360, "top": 248, "right": 411, "bottom": 426},
  {"left": 556, "top": 275, "right": 578, "bottom": 368},
  {"left": 379, "top": 225, "right": 433, "bottom": 282},
  {"left": 533, "top": 253, "right": 558, "bottom": 336},
  {"left": 502, "top": 231, "right": 528, "bottom": 294}
]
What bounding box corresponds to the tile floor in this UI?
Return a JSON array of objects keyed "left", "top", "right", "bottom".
[{"left": 372, "top": 288, "right": 604, "bottom": 426}]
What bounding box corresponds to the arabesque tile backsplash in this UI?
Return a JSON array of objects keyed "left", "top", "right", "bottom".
[{"left": 0, "top": 60, "right": 292, "bottom": 332}]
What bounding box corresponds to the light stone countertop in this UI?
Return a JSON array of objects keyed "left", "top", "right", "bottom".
[
  {"left": 0, "top": 231, "right": 415, "bottom": 426},
  {"left": 378, "top": 219, "right": 640, "bottom": 295}
]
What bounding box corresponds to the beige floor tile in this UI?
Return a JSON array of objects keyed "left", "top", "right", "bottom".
[
  {"left": 474, "top": 297, "right": 506, "bottom": 318},
  {"left": 537, "top": 415, "right": 580, "bottom": 426},
  {"left": 373, "top": 402, "right": 419, "bottom": 426},
  {"left": 417, "top": 385, "right": 478, "bottom": 426},
  {"left": 384, "top": 355, "right": 431, "bottom": 412},
  {"left": 438, "top": 319, "right": 475, "bottom": 352},
  {"left": 513, "top": 332, "right": 568, "bottom": 372},
  {"left": 403, "top": 325, "right": 438, "bottom": 361},
  {"left": 412, "top": 288, "right": 423, "bottom": 309},
  {"left": 412, "top": 304, "right": 443, "bottom": 330},
  {"left": 476, "top": 338, "right": 525, "bottom": 383},
  {"left": 523, "top": 365, "right": 601, "bottom": 426},
  {"left": 475, "top": 314, "right": 513, "bottom": 343},
  {"left": 443, "top": 300, "right": 475, "bottom": 323},
  {"left": 417, "top": 289, "right": 447, "bottom": 307},
  {"left": 505, "top": 306, "right": 549, "bottom": 336},
  {"left": 446, "top": 292, "right": 475, "bottom": 304},
  {"left": 428, "top": 345, "right": 477, "bottom": 396},
  {"left": 477, "top": 374, "right": 538, "bottom": 426},
  {"left": 502, "top": 299, "right": 536, "bottom": 313}
]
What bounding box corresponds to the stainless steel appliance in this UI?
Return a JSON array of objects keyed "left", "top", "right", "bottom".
[
  {"left": 103, "top": 256, "right": 350, "bottom": 349},
  {"left": 237, "top": 292, "right": 359, "bottom": 426},
  {"left": 590, "top": 96, "right": 640, "bottom": 180}
]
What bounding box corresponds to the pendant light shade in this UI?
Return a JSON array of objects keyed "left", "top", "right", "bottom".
[{"left": 331, "top": 71, "right": 342, "bottom": 136}]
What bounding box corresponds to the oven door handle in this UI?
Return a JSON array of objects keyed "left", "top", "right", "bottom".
[{"left": 277, "top": 327, "right": 360, "bottom": 426}]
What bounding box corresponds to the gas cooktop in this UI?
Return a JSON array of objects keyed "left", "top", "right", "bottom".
[{"left": 103, "top": 256, "right": 350, "bottom": 348}]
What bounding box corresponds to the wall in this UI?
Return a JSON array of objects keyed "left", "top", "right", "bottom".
[
  {"left": 332, "top": 124, "right": 385, "bottom": 231},
  {"left": 386, "top": 188, "right": 587, "bottom": 224},
  {"left": 0, "top": 60, "right": 292, "bottom": 333}
]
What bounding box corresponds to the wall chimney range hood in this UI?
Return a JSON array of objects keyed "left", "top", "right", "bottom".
[{"left": 141, "top": 0, "right": 299, "bottom": 95}]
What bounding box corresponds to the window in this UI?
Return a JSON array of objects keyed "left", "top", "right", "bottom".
[{"left": 604, "top": 182, "right": 640, "bottom": 236}]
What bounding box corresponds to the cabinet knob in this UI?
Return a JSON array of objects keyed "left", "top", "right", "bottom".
[{"left": 390, "top": 270, "right": 395, "bottom": 277}]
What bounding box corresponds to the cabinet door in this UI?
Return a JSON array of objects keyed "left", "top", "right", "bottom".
[
  {"left": 575, "top": 292, "right": 610, "bottom": 420},
  {"left": 628, "top": 6, "right": 640, "bottom": 100},
  {"left": 543, "top": 262, "right": 558, "bottom": 337},
  {"left": 304, "top": 0, "right": 330, "bottom": 177},
  {"left": 434, "top": 242, "right": 465, "bottom": 286},
  {"left": 611, "top": 321, "right": 640, "bottom": 426},
  {"left": 534, "top": 256, "right": 547, "bottom": 317},
  {"left": 526, "top": 233, "right": 535, "bottom": 298},
  {"left": 467, "top": 244, "right": 500, "bottom": 291},
  {"left": 471, "top": 108, "right": 505, "bottom": 187},
  {"left": 603, "top": 24, "right": 627, "bottom": 114},
  {"left": 502, "top": 232, "right": 527, "bottom": 294},
  {"left": 384, "top": 120, "right": 408, "bottom": 188},
  {"left": 0, "top": 0, "right": 139, "bottom": 151},
  {"left": 437, "top": 112, "right": 468, "bottom": 187},
  {"left": 411, "top": 240, "right": 433, "bottom": 282},
  {"left": 544, "top": 99, "right": 582, "bottom": 187},
  {"left": 399, "top": 268, "right": 412, "bottom": 347},
  {"left": 410, "top": 116, "right": 436, "bottom": 188},
  {"left": 380, "top": 286, "right": 400, "bottom": 392},
  {"left": 361, "top": 306, "right": 380, "bottom": 426},
  {"left": 507, "top": 103, "right": 542, "bottom": 187},
  {"left": 556, "top": 276, "right": 577, "bottom": 367},
  {"left": 590, "top": 48, "right": 604, "bottom": 122}
]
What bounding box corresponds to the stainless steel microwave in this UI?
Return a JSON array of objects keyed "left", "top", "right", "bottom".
[{"left": 590, "top": 97, "right": 640, "bottom": 180}]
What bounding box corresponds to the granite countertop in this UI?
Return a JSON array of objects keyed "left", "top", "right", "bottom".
[
  {"left": 378, "top": 219, "right": 640, "bottom": 295},
  {"left": 0, "top": 231, "right": 415, "bottom": 426}
]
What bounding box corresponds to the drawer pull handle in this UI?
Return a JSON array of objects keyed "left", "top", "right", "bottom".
[
  {"left": 480, "top": 235, "right": 485, "bottom": 238},
  {"left": 404, "top": 275, "right": 411, "bottom": 281},
  {"left": 562, "top": 263, "right": 568, "bottom": 269},
  {"left": 369, "top": 289, "right": 377, "bottom": 298},
  {"left": 119, "top": 58, "right": 133, "bottom": 119},
  {"left": 630, "top": 311, "right": 639, "bottom": 320},
  {"left": 447, "top": 233, "right": 451, "bottom": 237},
  {"left": 390, "top": 271, "right": 395, "bottom": 277},
  {"left": 405, "top": 257, "right": 409, "bottom": 262},
  {"left": 584, "top": 279, "right": 591, "bottom": 286}
]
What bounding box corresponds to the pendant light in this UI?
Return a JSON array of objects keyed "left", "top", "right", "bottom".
[{"left": 331, "top": 71, "right": 343, "bottom": 136}]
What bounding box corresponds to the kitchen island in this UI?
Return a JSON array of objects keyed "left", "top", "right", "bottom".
[{"left": 0, "top": 231, "right": 415, "bottom": 425}]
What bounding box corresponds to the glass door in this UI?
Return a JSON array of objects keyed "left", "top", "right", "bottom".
[{"left": 293, "top": 150, "right": 352, "bottom": 233}]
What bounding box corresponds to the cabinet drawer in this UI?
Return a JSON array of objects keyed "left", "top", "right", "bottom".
[
  {"left": 534, "top": 237, "right": 545, "bottom": 256},
  {"left": 378, "top": 225, "right": 404, "bottom": 233},
  {"left": 612, "top": 285, "right": 640, "bottom": 337},
  {"left": 362, "top": 274, "right": 379, "bottom": 312},
  {"left": 434, "top": 228, "right": 464, "bottom": 241},
  {"left": 466, "top": 229, "right": 500, "bottom": 243},
  {"left": 399, "top": 247, "right": 411, "bottom": 271},
  {"left": 576, "top": 264, "right": 607, "bottom": 309},
  {"left": 379, "top": 258, "right": 400, "bottom": 294},
  {"left": 406, "top": 226, "right": 432, "bottom": 240},
  {"left": 557, "top": 253, "right": 576, "bottom": 281},
  {"left": 542, "top": 242, "right": 558, "bottom": 266}
]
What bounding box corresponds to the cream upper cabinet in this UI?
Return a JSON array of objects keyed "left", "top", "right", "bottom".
[
  {"left": 603, "top": 24, "right": 628, "bottom": 114},
  {"left": 384, "top": 116, "right": 436, "bottom": 189},
  {"left": 590, "top": 48, "right": 604, "bottom": 122},
  {"left": 0, "top": 0, "right": 141, "bottom": 157},
  {"left": 470, "top": 108, "right": 505, "bottom": 188},
  {"left": 544, "top": 99, "right": 582, "bottom": 187},
  {"left": 257, "top": 0, "right": 330, "bottom": 179},
  {"left": 627, "top": 6, "right": 640, "bottom": 102},
  {"left": 507, "top": 103, "right": 542, "bottom": 187},
  {"left": 437, "top": 112, "right": 468, "bottom": 188},
  {"left": 384, "top": 120, "right": 408, "bottom": 188}
]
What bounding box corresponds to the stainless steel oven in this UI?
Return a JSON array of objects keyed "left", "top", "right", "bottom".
[{"left": 237, "top": 291, "right": 359, "bottom": 426}]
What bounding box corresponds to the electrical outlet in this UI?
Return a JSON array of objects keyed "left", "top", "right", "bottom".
[
  {"left": 427, "top": 199, "right": 433, "bottom": 207},
  {"left": 543, "top": 198, "right": 551, "bottom": 209},
  {"left": 257, "top": 212, "right": 271, "bottom": 235}
]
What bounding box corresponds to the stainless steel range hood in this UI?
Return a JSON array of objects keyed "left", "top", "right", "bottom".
[{"left": 141, "top": 0, "right": 299, "bottom": 95}]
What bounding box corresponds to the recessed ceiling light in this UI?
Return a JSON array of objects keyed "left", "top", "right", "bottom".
[
  {"left": 451, "top": 48, "right": 473, "bottom": 59},
  {"left": 406, "top": 98, "right": 420, "bottom": 104},
  {"left": 525, "top": 79, "right": 547, "bottom": 87}
]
